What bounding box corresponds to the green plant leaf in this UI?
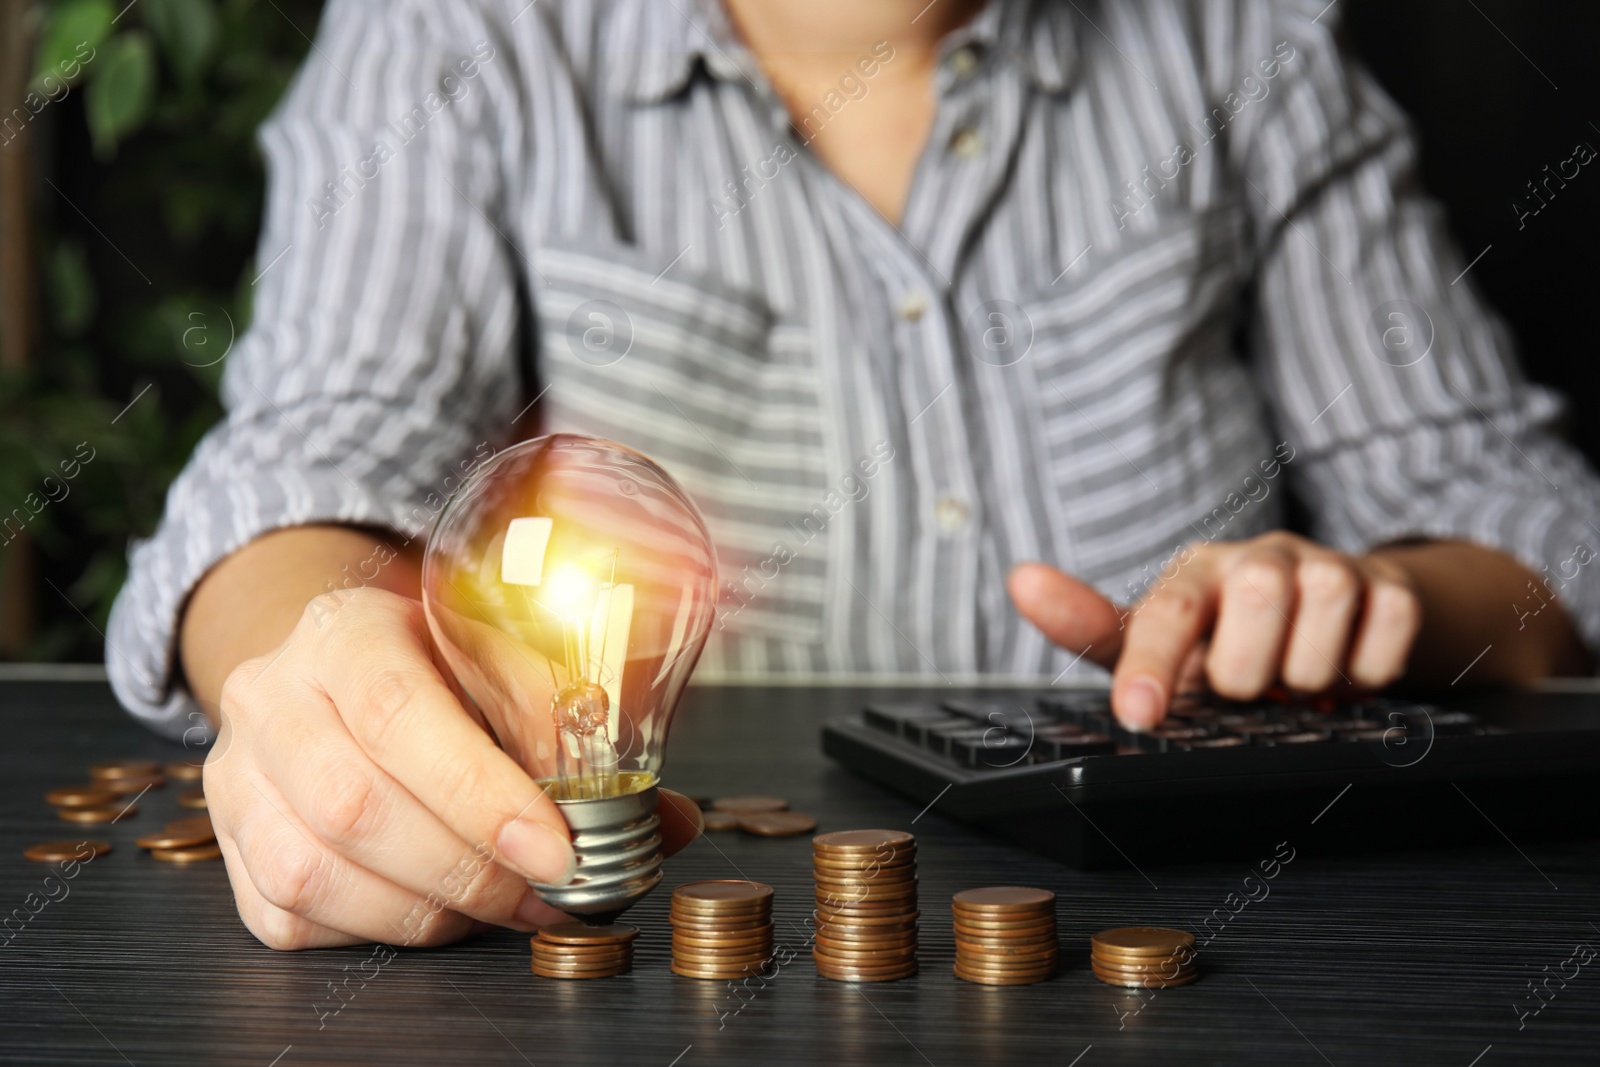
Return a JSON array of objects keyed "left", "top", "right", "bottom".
[
  {"left": 145, "top": 0, "right": 221, "bottom": 87},
  {"left": 30, "top": 0, "right": 115, "bottom": 92},
  {"left": 84, "top": 32, "right": 157, "bottom": 160},
  {"left": 48, "top": 241, "right": 98, "bottom": 339}
]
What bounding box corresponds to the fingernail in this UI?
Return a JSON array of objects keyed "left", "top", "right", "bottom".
[
  {"left": 1117, "top": 677, "right": 1164, "bottom": 731},
  {"left": 497, "top": 818, "right": 575, "bottom": 886}
]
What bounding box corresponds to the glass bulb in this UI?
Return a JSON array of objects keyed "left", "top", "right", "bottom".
[{"left": 421, "top": 434, "right": 717, "bottom": 914}]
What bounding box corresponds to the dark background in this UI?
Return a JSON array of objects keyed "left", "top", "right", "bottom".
[{"left": 3, "top": 0, "right": 1598, "bottom": 663}]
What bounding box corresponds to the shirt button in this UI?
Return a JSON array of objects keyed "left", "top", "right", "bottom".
[
  {"left": 949, "top": 127, "right": 982, "bottom": 160},
  {"left": 934, "top": 495, "right": 970, "bottom": 533},
  {"left": 897, "top": 292, "right": 927, "bottom": 321},
  {"left": 948, "top": 47, "right": 978, "bottom": 77}
]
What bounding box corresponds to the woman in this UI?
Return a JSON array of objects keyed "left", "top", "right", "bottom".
[{"left": 109, "top": 0, "right": 1598, "bottom": 948}]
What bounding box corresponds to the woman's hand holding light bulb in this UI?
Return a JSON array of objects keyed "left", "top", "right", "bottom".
[{"left": 192, "top": 567, "right": 702, "bottom": 950}]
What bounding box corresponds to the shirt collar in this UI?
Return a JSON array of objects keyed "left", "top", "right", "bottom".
[{"left": 608, "top": 0, "right": 1079, "bottom": 105}]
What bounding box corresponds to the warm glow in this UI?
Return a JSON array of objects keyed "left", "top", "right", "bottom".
[{"left": 538, "top": 563, "right": 597, "bottom": 620}]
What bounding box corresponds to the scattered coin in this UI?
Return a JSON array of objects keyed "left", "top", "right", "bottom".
[
  {"left": 45, "top": 785, "right": 119, "bottom": 809},
  {"left": 136, "top": 825, "right": 217, "bottom": 850},
  {"left": 101, "top": 775, "right": 165, "bottom": 796},
  {"left": 150, "top": 843, "right": 224, "bottom": 864},
  {"left": 708, "top": 795, "right": 788, "bottom": 814},
  {"left": 703, "top": 810, "right": 742, "bottom": 832},
  {"left": 24, "top": 840, "right": 112, "bottom": 863},
  {"left": 738, "top": 811, "right": 817, "bottom": 837},
  {"left": 177, "top": 789, "right": 208, "bottom": 810},
  {"left": 89, "top": 759, "right": 160, "bottom": 780},
  {"left": 164, "top": 762, "right": 205, "bottom": 782},
  {"left": 58, "top": 805, "right": 128, "bottom": 824}
]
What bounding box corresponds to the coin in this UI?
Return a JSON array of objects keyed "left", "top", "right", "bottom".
[
  {"left": 951, "top": 886, "right": 1055, "bottom": 913},
  {"left": 739, "top": 812, "right": 817, "bottom": 837},
  {"left": 813, "top": 942, "right": 916, "bottom": 963},
  {"left": 164, "top": 815, "right": 215, "bottom": 839},
  {"left": 814, "top": 959, "right": 918, "bottom": 982},
  {"left": 709, "top": 795, "right": 788, "bottom": 814},
  {"left": 1091, "top": 926, "right": 1195, "bottom": 957},
  {"left": 673, "top": 880, "right": 774, "bottom": 908},
  {"left": 956, "top": 948, "right": 1059, "bottom": 968},
  {"left": 954, "top": 964, "right": 1055, "bottom": 986},
  {"left": 58, "top": 805, "right": 127, "bottom": 824},
  {"left": 671, "top": 914, "right": 773, "bottom": 935},
  {"left": 814, "top": 880, "right": 918, "bottom": 901},
  {"left": 672, "top": 932, "right": 774, "bottom": 952},
  {"left": 531, "top": 940, "right": 631, "bottom": 959},
  {"left": 537, "top": 922, "right": 640, "bottom": 945},
  {"left": 811, "top": 857, "right": 917, "bottom": 876},
  {"left": 150, "top": 843, "right": 224, "bottom": 863},
  {"left": 671, "top": 960, "right": 773, "bottom": 979},
  {"left": 89, "top": 759, "right": 160, "bottom": 780},
  {"left": 1092, "top": 960, "right": 1195, "bottom": 980},
  {"left": 956, "top": 935, "right": 1059, "bottom": 954},
  {"left": 815, "top": 924, "right": 918, "bottom": 943},
  {"left": 177, "top": 789, "right": 208, "bottom": 810},
  {"left": 813, "top": 829, "right": 914, "bottom": 854},
  {"left": 24, "top": 840, "right": 112, "bottom": 863},
  {"left": 45, "top": 785, "right": 119, "bottom": 809},
  {"left": 533, "top": 960, "right": 630, "bottom": 979},
  {"left": 812, "top": 907, "right": 920, "bottom": 926},
  {"left": 1092, "top": 964, "right": 1197, "bottom": 988},
  {"left": 703, "top": 811, "right": 742, "bottom": 832},
  {"left": 815, "top": 932, "right": 918, "bottom": 951},
  {"left": 102, "top": 775, "right": 164, "bottom": 796},
  {"left": 951, "top": 914, "right": 1056, "bottom": 932},
  {"left": 165, "top": 762, "right": 205, "bottom": 782},
  {"left": 136, "top": 825, "right": 217, "bottom": 850}
]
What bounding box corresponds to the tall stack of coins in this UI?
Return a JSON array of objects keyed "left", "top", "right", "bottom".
[
  {"left": 530, "top": 922, "right": 638, "bottom": 979},
  {"left": 670, "top": 881, "right": 775, "bottom": 979},
  {"left": 1090, "top": 926, "right": 1197, "bottom": 988},
  {"left": 812, "top": 829, "right": 918, "bottom": 982},
  {"left": 952, "top": 887, "right": 1058, "bottom": 985}
]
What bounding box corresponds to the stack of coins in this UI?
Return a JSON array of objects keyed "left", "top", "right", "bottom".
[
  {"left": 952, "top": 887, "right": 1058, "bottom": 985},
  {"left": 813, "top": 829, "right": 918, "bottom": 982},
  {"left": 137, "top": 815, "right": 222, "bottom": 864},
  {"left": 530, "top": 922, "right": 638, "bottom": 979},
  {"left": 1090, "top": 926, "right": 1197, "bottom": 988},
  {"left": 670, "top": 881, "right": 775, "bottom": 979}
]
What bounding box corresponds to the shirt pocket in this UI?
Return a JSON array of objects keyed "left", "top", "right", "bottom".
[
  {"left": 530, "top": 240, "right": 832, "bottom": 644},
  {"left": 1016, "top": 205, "right": 1279, "bottom": 578}
]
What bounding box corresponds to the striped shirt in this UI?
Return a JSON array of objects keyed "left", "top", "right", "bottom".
[{"left": 108, "top": 0, "right": 1600, "bottom": 737}]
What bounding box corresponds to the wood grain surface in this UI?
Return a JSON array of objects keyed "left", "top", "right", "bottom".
[{"left": 2, "top": 679, "right": 1597, "bottom": 1066}]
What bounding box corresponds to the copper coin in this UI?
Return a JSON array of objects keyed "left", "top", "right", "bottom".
[
  {"left": 1091, "top": 926, "right": 1195, "bottom": 957},
  {"left": 1091, "top": 947, "right": 1194, "bottom": 967},
  {"left": 673, "top": 880, "right": 775, "bottom": 907},
  {"left": 953, "top": 922, "right": 1056, "bottom": 939},
  {"left": 957, "top": 935, "right": 1059, "bottom": 954},
  {"left": 89, "top": 759, "right": 160, "bottom": 780},
  {"left": 672, "top": 934, "right": 774, "bottom": 953},
  {"left": 811, "top": 857, "right": 917, "bottom": 876},
  {"left": 1092, "top": 960, "right": 1196, "bottom": 981},
  {"left": 703, "top": 811, "right": 742, "bottom": 832},
  {"left": 102, "top": 775, "right": 164, "bottom": 796},
  {"left": 815, "top": 894, "right": 916, "bottom": 911},
  {"left": 177, "top": 789, "right": 208, "bottom": 809},
  {"left": 532, "top": 961, "right": 629, "bottom": 979},
  {"left": 815, "top": 925, "right": 918, "bottom": 943},
  {"left": 739, "top": 812, "right": 817, "bottom": 837},
  {"left": 23, "top": 840, "right": 112, "bottom": 863},
  {"left": 164, "top": 815, "right": 215, "bottom": 839},
  {"left": 164, "top": 762, "right": 205, "bottom": 782},
  {"left": 814, "top": 960, "right": 918, "bottom": 982},
  {"left": 674, "top": 947, "right": 774, "bottom": 966},
  {"left": 954, "top": 964, "right": 1055, "bottom": 986},
  {"left": 952, "top": 886, "right": 1055, "bottom": 913},
  {"left": 136, "top": 825, "right": 217, "bottom": 850},
  {"left": 816, "top": 933, "right": 917, "bottom": 952},
  {"left": 814, "top": 880, "right": 918, "bottom": 900},
  {"left": 951, "top": 912, "right": 1056, "bottom": 930},
  {"left": 814, "top": 942, "right": 917, "bottom": 963},
  {"left": 531, "top": 943, "right": 630, "bottom": 961},
  {"left": 150, "top": 843, "right": 224, "bottom": 863},
  {"left": 813, "top": 906, "right": 920, "bottom": 925},
  {"left": 1091, "top": 941, "right": 1198, "bottom": 964},
  {"left": 708, "top": 795, "right": 788, "bottom": 814},
  {"left": 813, "top": 829, "right": 914, "bottom": 854},
  {"left": 1093, "top": 965, "right": 1197, "bottom": 989},
  {"left": 956, "top": 949, "right": 1059, "bottom": 969},
  {"left": 670, "top": 915, "right": 773, "bottom": 935},
  {"left": 531, "top": 953, "right": 631, "bottom": 970},
  {"left": 58, "top": 805, "right": 127, "bottom": 824},
  {"left": 814, "top": 868, "right": 918, "bottom": 885},
  {"left": 45, "top": 785, "right": 120, "bottom": 809},
  {"left": 536, "top": 922, "right": 640, "bottom": 945}
]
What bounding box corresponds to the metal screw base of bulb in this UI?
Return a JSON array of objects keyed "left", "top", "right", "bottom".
[{"left": 530, "top": 784, "right": 663, "bottom": 920}]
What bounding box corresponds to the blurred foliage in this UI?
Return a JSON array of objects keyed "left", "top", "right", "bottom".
[{"left": 3, "top": 0, "right": 321, "bottom": 659}]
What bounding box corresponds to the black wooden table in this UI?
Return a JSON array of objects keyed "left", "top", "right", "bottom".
[{"left": 2, "top": 675, "right": 1597, "bottom": 1066}]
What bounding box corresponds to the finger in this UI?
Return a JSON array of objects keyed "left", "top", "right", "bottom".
[
  {"left": 1347, "top": 557, "right": 1422, "bottom": 688},
  {"left": 314, "top": 594, "right": 575, "bottom": 886},
  {"left": 1006, "top": 562, "right": 1125, "bottom": 668},
  {"left": 1112, "top": 563, "right": 1220, "bottom": 730},
  {"left": 657, "top": 788, "right": 705, "bottom": 858},
  {"left": 1280, "top": 554, "right": 1362, "bottom": 691},
  {"left": 215, "top": 827, "right": 364, "bottom": 951},
  {"left": 255, "top": 683, "right": 557, "bottom": 933},
  {"left": 1205, "top": 545, "right": 1296, "bottom": 699},
  {"left": 227, "top": 772, "right": 479, "bottom": 948}
]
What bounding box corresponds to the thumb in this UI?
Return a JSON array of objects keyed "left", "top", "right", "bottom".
[{"left": 1007, "top": 562, "right": 1124, "bottom": 669}]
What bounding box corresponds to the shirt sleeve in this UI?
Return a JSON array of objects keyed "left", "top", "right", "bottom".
[
  {"left": 1230, "top": 1, "right": 1600, "bottom": 660},
  {"left": 106, "top": 0, "right": 527, "bottom": 737}
]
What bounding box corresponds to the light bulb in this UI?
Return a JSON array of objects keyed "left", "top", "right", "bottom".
[{"left": 422, "top": 434, "right": 718, "bottom": 919}]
